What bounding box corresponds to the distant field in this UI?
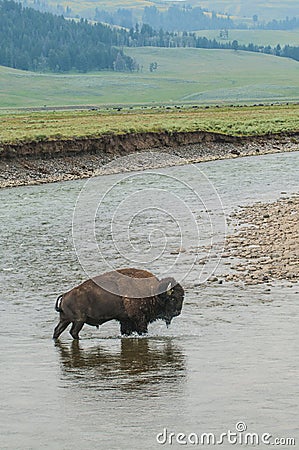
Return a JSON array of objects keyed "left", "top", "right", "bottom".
[
  {"left": 1, "top": 48, "right": 299, "bottom": 109},
  {"left": 27, "top": 0, "right": 153, "bottom": 15},
  {"left": 198, "top": 0, "right": 299, "bottom": 20},
  {"left": 24, "top": 0, "right": 299, "bottom": 20},
  {"left": 0, "top": 104, "right": 298, "bottom": 144},
  {"left": 196, "top": 29, "right": 299, "bottom": 46}
]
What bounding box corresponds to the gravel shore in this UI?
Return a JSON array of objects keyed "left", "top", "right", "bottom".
[
  {"left": 0, "top": 131, "right": 298, "bottom": 188},
  {"left": 221, "top": 194, "right": 299, "bottom": 285}
]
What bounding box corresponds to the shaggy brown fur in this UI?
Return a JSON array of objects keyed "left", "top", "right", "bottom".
[
  {"left": 53, "top": 268, "right": 184, "bottom": 339},
  {"left": 116, "top": 269, "right": 182, "bottom": 329},
  {"left": 117, "top": 268, "right": 156, "bottom": 279}
]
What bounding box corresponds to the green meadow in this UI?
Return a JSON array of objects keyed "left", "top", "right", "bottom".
[
  {"left": 0, "top": 104, "right": 298, "bottom": 144},
  {"left": 196, "top": 29, "right": 299, "bottom": 47},
  {"left": 1, "top": 48, "right": 299, "bottom": 109},
  {"left": 46, "top": 0, "right": 152, "bottom": 15}
]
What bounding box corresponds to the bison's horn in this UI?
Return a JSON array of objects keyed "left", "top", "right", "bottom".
[{"left": 166, "top": 282, "right": 173, "bottom": 296}]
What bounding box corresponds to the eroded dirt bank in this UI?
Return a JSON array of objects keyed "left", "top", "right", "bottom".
[
  {"left": 0, "top": 130, "right": 299, "bottom": 188},
  {"left": 221, "top": 194, "right": 299, "bottom": 285}
]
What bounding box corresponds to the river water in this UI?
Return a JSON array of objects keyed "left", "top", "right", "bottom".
[{"left": 0, "top": 152, "right": 298, "bottom": 449}]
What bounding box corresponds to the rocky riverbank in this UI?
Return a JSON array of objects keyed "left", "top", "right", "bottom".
[
  {"left": 221, "top": 194, "right": 299, "bottom": 285},
  {"left": 0, "top": 130, "right": 298, "bottom": 188}
]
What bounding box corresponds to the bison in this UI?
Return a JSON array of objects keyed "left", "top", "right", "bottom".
[{"left": 53, "top": 268, "right": 184, "bottom": 339}]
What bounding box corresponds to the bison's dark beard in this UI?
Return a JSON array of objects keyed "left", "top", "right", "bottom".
[{"left": 165, "top": 317, "right": 172, "bottom": 327}]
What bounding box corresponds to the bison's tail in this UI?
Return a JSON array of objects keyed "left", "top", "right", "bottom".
[{"left": 55, "top": 294, "right": 63, "bottom": 313}]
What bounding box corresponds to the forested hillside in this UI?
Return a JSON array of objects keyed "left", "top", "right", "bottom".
[
  {"left": 0, "top": 0, "right": 134, "bottom": 72},
  {"left": 1, "top": 0, "right": 298, "bottom": 74},
  {"left": 95, "top": 5, "right": 235, "bottom": 31}
]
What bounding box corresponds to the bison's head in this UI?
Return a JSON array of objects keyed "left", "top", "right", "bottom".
[{"left": 157, "top": 277, "right": 184, "bottom": 327}]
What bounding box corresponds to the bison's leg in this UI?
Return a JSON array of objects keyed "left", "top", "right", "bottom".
[
  {"left": 53, "top": 319, "right": 71, "bottom": 339},
  {"left": 135, "top": 321, "right": 148, "bottom": 336},
  {"left": 69, "top": 320, "right": 85, "bottom": 340},
  {"left": 120, "top": 320, "right": 134, "bottom": 336}
]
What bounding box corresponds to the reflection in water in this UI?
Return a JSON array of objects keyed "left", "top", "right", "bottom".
[{"left": 55, "top": 338, "right": 186, "bottom": 393}]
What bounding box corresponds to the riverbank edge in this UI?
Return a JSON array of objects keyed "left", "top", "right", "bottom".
[
  {"left": 1, "top": 130, "right": 298, "bottom": 188},
  {"left": 220, "top": 194, "right": 299, "bottom": 285}
]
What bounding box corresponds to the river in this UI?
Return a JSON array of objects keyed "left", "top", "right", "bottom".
[{"left": 0, "top": 151, "right": 298, "bottom": 449}]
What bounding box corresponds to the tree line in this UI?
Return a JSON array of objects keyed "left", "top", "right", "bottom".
[
  {"left": 258, "top": 16, "right": 299, "bottom": 30},
  {"left": 142, "top": 5, "right": 233, "bottom": 31},
  {"left": 95, "top": 5, "right": 233, "bottom": 32}
]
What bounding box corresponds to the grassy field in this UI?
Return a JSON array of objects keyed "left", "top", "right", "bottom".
[
  {"left": 196, "top": 29, "right": 299, "bottom": 46},
  {"left": 197, "top": 0, "right": 299, "bottom": 20},
  {"left": 1, "top": 48, "right": 299, "bottom": 109},
  {"left": 24, "top": 0, "right": 299, "bottom": 20},
  {"left": 0, "top": 104, "right": 298, "bottom": 144},
  {"left": 28, "top": 0, "right": 154, "bottom": 15}
]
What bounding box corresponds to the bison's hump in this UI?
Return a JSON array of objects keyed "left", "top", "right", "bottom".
[
  {"left": 117, "top": 268, "right": 157, "bottom": 279},
  {"left": 91, "top": 268, "right": 160, "bottom": 299}
]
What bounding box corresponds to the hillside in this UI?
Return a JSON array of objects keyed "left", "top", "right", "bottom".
[
  {"left": 1, "top": 48, "right": 299, "bottom": 108},
  {"left": 199, "top": 0, "right": 299, "bottom": 20},
  {"left": 21, "top": 0, "right": 299, "bottom": 21},
  {"left": 9, "top": 0, "right": 299, "bottom": 75},
  {"left": 0, "top": 0, "right": 133, "bottom": 72},
  {"left": 196, "top": 29, "right": 299, "bottom": 47}
]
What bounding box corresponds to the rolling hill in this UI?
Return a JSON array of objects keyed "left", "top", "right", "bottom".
[
  {"left": 199, "top": 0, "right": 299, "bottom": 20},
  {"left": 1, "top": 47, "right": 299, "bottom": 109}
]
